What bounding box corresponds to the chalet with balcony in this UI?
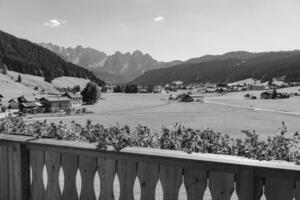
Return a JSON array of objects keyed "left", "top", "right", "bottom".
[
  {"left": 62, "top": 92, "right": 83, "bottom": 107},
  {"left": 40, "top": 97, "right": 71, "bottom": 113}
]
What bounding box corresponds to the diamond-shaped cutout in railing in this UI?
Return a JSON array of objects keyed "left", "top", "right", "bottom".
[
  {"left": 113, "top": 174, "right": 120, "bottom": 200},
  {"left": 94, "top": 171, "right": 100, "bottom": 199},
  {"left": 155, "top": 180, "right": 163, "bottom": 200},
  {"left": 43, "top": 164, "right": 48, "bottom": 190},
  {"left": 134, "top": 176, "right": 141, "bottom": 200},
  {"left": 58, "top": 166, "right": 64, "bottom": 195},
  {"left": 76, "top": 169, "right": 82, "bottom": 198}
]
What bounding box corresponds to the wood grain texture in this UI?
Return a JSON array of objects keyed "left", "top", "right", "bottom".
[
  {"left": 236, "top": 168, "right": 264, "bottom": 200},
  {"left": 30, "top": 149, "right": 45, "bottom": 200},
  {"left": 159, "top": 165, "right": 182, "bottom": 200},
  {"left": 137, "top": 163, "right": 159, "bottom": 200},
  {"left": 62, "top": 153, "right": 78, "bottom": 200},
  {"left": 45, "top": 151, "right": 61, "bottom": 200},
  {"left": 117, "top": 159, "right": 137, "bottom": 200},
  {"left": 97, "top": 158, "right": 116, "bottom": 200},
  {"left": 0, "top": 145, "right": 9, "bottom": 200},
  {"left": 209, "top": 171, "right": 234, "bottom": 200},
  {"left": 184, "top": 167, "right": 207, "bottom": 200},
  {"left": 79, "top": 155, "right": 97, "bottom": 200},
  {"left": 8, "top": 144, "right": 30, "bottom": 200},
  {"left": 295, "top": 180, "right": 300, "bottom": 200},
  {"left": 265, "top": 177, "right": 294, "bottom": 200}
]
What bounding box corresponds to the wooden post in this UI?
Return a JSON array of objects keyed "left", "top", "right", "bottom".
[{"left": 0, "top": 142, "right": 30, "bottom": 200}]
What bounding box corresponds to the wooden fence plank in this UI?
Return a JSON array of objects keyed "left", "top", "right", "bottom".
[
  {"left": 30, "top": 149, "right": 45, "bottom": 200},
  {"left": 137, "top": 163, "right": 159, "bottom": 200},
  {"left": 184, "top": 167, "right": 207, "bottom": 200},
  {"left": 160, "top": 165, "right": 182, "bottom": 200},
  {"left": 236, "top": 168, "right": 264, "bottom": 200},
  {"left": 0, "top": 145, "right": 9, "bottom": 200},
  {"left": 265, "top": 177, "right": 294, "bottom": 200},
  {"left": 7, "top": 144, "right": 30, "bottom": 200},
  {"left": 97, "top": 158, "right": 116, "bottom": 200},
  {"left": 295, "top": 180, "right": 300, "bottom": 200},
  {"left": 117, "top": 159, "right": 137, "bottom": 200},
  {"left": 79, "top": 155, "right": 97, "bottom": 200},
  {"left": 62, "top": 153, "right": 78, "bottom": 200},
  {"left": 45, "top": 151, "right": 61, "bottom": 200},
  {"left": 209, "top": 171, "right": 234, "bottom": 200}
]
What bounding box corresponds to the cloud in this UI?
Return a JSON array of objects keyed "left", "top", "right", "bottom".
[
  {"left": 43, "top": 19, "right": 68, "bottom": 28},
  {"left": 153, "top": 16, "right": 164, "bottom": 22}
]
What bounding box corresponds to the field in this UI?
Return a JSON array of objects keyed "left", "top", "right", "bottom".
[
  {"left": 0, "top": 71, "right": 90, "bottom": 102},
  {"left": 36, "top": 86, "right": 300, "bottom": 139}
]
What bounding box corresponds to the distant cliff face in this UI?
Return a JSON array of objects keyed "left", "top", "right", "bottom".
[
  {"left": 40, "top": 43, "right": 178, "bottom": 84},
  {"left": 39, "top": 43, "right": 107, "bottom": 69}
]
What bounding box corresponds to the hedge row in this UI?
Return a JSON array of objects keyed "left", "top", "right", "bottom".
[{"left": 0, "top": 117, "right": 299, "bottom": 163}]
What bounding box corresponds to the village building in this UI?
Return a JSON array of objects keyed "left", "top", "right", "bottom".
[
  {"left": 260, "top": 90, "right": 290, "bottom": 99},
  {"left": 8, "top": 99, "right": 19, "bottom": 110},
  {"left": 40, "top": 97, "right": 71, "bottom": 113},
  {"left": 190, "top": 95, "right": 204, "bottom": 102},
  {"left": 17, "top": 95, "right": 39, "bottom": 104},
  {"left": 178, "top": 94, "right": 194, "bottom": 102},
  {"left": 19, "top": 102, "right": 44, "bottom": 114},
  {"left": 62, "top": 92, "right": 83, "bottom": 107}
]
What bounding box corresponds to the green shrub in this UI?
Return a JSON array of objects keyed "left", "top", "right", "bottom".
[{"left": 0, "top": 117, "right": 299, "bottom": 163}]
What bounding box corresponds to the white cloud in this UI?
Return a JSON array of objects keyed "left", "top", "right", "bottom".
[
  {"left": 153, "top": 16, "right": 164, "bottom": 22},
  {"left": 43, "top": 19, "right": 68, "bottom": 28}
]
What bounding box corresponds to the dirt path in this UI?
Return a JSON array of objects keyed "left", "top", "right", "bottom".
[{"left": 203, "top": 100, "right": 300, "bottom": 117}]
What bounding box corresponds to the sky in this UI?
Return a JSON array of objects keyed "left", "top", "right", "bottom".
[{"left": 0, "top": 0, "right": 300, "bottom": 61}]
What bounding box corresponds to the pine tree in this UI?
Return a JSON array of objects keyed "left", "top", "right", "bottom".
[{"left": 17, "top": 74, "right": 22, "bottom": 82}]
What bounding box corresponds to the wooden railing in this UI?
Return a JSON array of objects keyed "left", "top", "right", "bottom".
[{"left": 1, "top": 134, "right": 300, "bottom": 200}]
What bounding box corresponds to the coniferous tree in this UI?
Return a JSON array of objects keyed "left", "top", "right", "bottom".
[
  {"left": 0, "top": 30, "right": 105, "bottom": 86},
  {"left": 17, "top": 74, "right": 22, "bottom": 82}
]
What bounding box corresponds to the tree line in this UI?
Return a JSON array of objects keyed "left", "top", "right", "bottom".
[{"left": 0, "top": 30, "right": 105, "bottom": 86}]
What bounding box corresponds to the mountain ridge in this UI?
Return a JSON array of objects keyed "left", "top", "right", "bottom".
[
  {"left": 40, "top": 42, "right": 182, "bottom": 84},
  {"left": 0, "top": 30, "right": 105, "bottom": 86},
  {"left": 130, "top": 50, "right": 300, "bottom": 85}
]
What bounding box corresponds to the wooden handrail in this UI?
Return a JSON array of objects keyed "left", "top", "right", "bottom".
[{"left": 1, "top": 134, "right": 300, "bottom": 200}]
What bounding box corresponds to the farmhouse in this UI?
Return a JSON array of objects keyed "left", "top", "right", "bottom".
[
  {"left": 40, "top": 97, "right": 71, "bottom": 113},
  {"left": 19, "top": 102, "right": 44, "bottom": 114},
  {"left": 260, "top": 90, "right": 290, "bottom": 99},
  {"left": 8, "top": 98, "right": 19, "bottom": 109},
  {"left": 62, "top": 92, "right": 83, "bottom": 107},
  {"left": 178, "top": 94, "right": 194, "bottom": 102},
  {"left": 17, "top": 95, "right": 38, "bottom": 103},
  {"left": 190, "top": 95, "right": 204, "bottom": 102}
]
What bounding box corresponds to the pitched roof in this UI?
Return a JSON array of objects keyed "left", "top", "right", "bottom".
[
  {"left": 8, "top": 98, "right": 18, "bottom": 103},
  {"left": 21, "top": 102, "right": 42, "bottom": 108},
  {"left": 40, "top": 96, "right": 71, "bottom": 102},
  {"left": 64, "top": 92, "right": 82, "bottom": 99}
]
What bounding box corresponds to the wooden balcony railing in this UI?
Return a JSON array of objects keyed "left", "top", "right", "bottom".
[{"left": 1, "top": 134, "right": 300, "bottom": 200}]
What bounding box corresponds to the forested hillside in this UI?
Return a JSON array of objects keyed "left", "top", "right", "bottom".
[
  {"left": 0, "top": 30, "right": 105, "bottom": 86},
  {"left": 131, "top": 51, "right": 300, "bottom": 85}
]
